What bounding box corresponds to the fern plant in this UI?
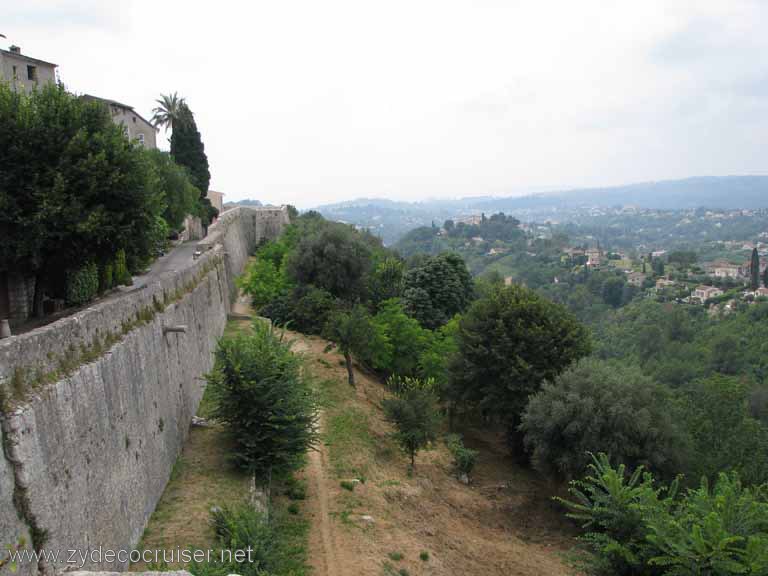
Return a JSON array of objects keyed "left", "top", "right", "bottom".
[{"left": 559, "top": 454, "right": 768, "bottom": 576}]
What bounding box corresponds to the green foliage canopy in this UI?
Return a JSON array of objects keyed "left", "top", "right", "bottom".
[
  {"left": 521, "top": 358, "right": 687, "bottom": 480},
  {"left": 402, "top": 253, "right": 474, "bottom": 329},
  {"left": 0, "top": 82, "right": 166, "bottom": 304},
  {"left": 449, "top": 284, "right": 591, "bottom": 455},
  {"left": 287, "top": 223, "right": 373, "bottom": 300}
]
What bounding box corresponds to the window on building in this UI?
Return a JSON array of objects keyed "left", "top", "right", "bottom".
[
  {"left": 27, "top": 65, "right": 37, "bottom": 81},
  {"left": 132, "top": 116, "right": 136, "bottom": 123},
  {"left": 137, "top": 133, "right": 145, "bottom": 147},
  {"left": 12, "top": 65, "right": 17, "bottom": 79}
]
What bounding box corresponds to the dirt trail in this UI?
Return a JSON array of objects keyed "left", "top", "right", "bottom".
[
  {"left": 288, "top": 334, "right": 344, "bottom": 576},
  {"left": 288, "top": 328, "right": 574, "bottom": 576},
  {"left": 305, "top": 413, "right": 341, "bottom": 576}
]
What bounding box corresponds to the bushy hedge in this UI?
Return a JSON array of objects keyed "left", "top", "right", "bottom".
[
  {"left": 206, "top": 322, "right": 318, "bottom": 479},
  {"left": 65, "top": 262, "right": 99, "bottom": 305}
]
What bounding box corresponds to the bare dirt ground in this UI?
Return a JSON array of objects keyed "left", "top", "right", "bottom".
[
  {"left": 287, "top": 330, "right": 576, "bottom": 576},
  {"left": 131, "top": 423, "right": 251, "bottom": 570}
]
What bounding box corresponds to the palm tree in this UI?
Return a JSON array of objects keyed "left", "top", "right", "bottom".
[{"left": 151, "top": 92, "right": 185, "bottom": 132}]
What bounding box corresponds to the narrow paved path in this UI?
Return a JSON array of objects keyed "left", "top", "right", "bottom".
[{"left": 14, "top": 240, "right": 200, "bottom": 335}]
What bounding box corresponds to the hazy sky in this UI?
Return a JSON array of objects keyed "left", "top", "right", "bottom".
[{"left": 4, "top": 1, "right": 767, "bottom": 207}]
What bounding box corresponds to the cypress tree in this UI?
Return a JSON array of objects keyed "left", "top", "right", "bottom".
[
  {"left": 171, "top": 103, "right": 216, "bottom": 225},
  {"left": 750, "top": 248, "right": 760, "bottom": 290},
  {"left": 763, "top": 265, "right": 768, "bottom": 289}
]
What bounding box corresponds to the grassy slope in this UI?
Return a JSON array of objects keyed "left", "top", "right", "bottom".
[{"left": 293, "top": 330, "right": 575, "bottom": 576}]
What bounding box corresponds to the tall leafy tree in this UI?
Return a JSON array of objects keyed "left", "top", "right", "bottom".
[
  {"left": 449, "top": 284, "right": 591, "bottom": 459},
  {"left": 0, "top": 83, "right": 165, "bottom": 314},
  {"left": 372, "top": 299, "right": 430, "bottom": 377},
  {"left": 146, "top": 149, "right": 199, "bottom": 231},
  {"left": 750, "top": 247, "right": 761, "bottom": 290},
  {"left": 170, "top": 102, "right": 215, "bottom": 224}
]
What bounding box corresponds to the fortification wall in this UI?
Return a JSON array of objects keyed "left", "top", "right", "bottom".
[
  {"left": 0, "top": 207, "right": 289, "bottom": 574},
  {"left": 199, "top": 206, "right": 289, "bottom": 300},
  {"left": 0, "top": 426, "right": 35, "bottom": 576}
]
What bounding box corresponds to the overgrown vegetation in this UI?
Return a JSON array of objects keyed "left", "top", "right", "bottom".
[
  {"left": 189, "top": 504, "right": 309, "bottom": 576},
  {"left": 560, "top": 453, "right": 768, "bottom": 576},
  {"left": 0, "top": 82, "right": 211, "bottom": 314},
  {"left": 240, "top": 209, "right": 768, "bottom": 574}
]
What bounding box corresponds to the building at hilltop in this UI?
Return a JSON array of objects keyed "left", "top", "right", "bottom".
[
  {"left": 0, "top": 44, "right": 56, "bottom": 91},
  {"left": 82, "top": 95, "right": 158, "bottom": 149}
]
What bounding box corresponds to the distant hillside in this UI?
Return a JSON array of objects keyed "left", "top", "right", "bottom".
[
  {"left": 314, "top": 198, "right": 472, "bottom": 245},
  {"left": 475, "top": 176, "right": 768, "bottom": 212},
  {"left": 315, "top": 176, "right": 768, "bottom": 244}
]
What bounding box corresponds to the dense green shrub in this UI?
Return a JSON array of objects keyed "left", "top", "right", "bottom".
[
  {"left": 114, "top": 249, "right": 132, "bottom": 286},
  {"left": 369, "top": 257, "right": 404, "bottom": 306},
  {"left": 521, "top": 358, "right": 687, "bottom": 481},
  {"left": 290, "top": 286, "right": 339, "bottom": 334},
  {"left": 65, "top": 262, "right": 99, "bottom": 305},
  {"left": 417, "top": 316, "right": 459, "bottom": 393},
  {"left": 238, "top": 257, "right": 291, "bottom": 310},
  {"left": 259, "top": 291, "right": 293, "bottom": 326},
  {"left": 260, "top": 286, "right": 338, "bottom": 335},
  {"left": 445, "top": 434, "right": 478, "bottom": 478},
  {"left": 191, "top": 503, "right": 308, "bottom": 576},
  {"left": 206, "top": 323, "right": 318, "bottom": 479},
  {"left": 559, "top": 453, "right": 768, "bottom": 576}
]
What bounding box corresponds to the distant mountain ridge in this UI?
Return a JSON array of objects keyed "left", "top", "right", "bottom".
[
  {"left": 314, "top": 175, "right": 768, "bottom": 244},
  {"left": 474, "top": 176, "right": 768, "bottom": 212}
]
